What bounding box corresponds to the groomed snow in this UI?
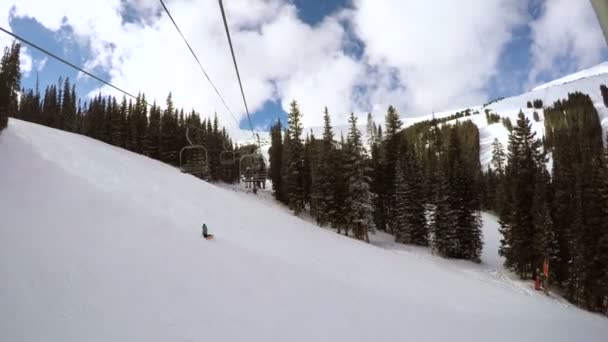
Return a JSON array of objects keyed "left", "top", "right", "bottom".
[{"left": 1, "top": 119, "right": 606, "bottom": 341}]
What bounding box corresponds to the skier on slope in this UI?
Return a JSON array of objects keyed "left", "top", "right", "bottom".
[{"left": 201, "top": 223, "right": 213, "bottom": 239}]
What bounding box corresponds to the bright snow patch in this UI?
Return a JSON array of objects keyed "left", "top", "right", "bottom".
[{"left": 1, "top": 119, "right": 607, "bottom": 342}]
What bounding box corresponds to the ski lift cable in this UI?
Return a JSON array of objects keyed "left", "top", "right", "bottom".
[
  {"left": 217, "top": 0, "right": 259, "bottom": 148},
  {"left": 0, "top": 26, "right": 146, "bottom": 105},
  {"left": 159, "top": 0, "right": 241, "bottom": 129}
]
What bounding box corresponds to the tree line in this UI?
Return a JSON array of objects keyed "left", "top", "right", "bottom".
[
  {"left": 0, "top": 41, "right": 240, "bottom": 183},
  {"left": 269, "top": 102, "right": 483, "bottom": 260}
]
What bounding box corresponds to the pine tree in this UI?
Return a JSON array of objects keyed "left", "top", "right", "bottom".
[
  {"left": 144, "top": 101, "right": 161, "bottom": 159},
  {"left": 370, "top": 126, "right": 387, "bottom": 231},
  {"left": 303, "top": 132, "right": 314, "bottom": 210},
  {"left": 314, "top": 107, "right": 338, "bottom": 226},
  {"left": 531, "top": 163, "right": 559, "bottom": 285},
  {"left": 490, "top": 138, "right": 507, "bottom": 213},
  {"left": 393, "top": 146, "right": 428, "bottom": 246},
  {"left": 382, "top": 105, "right": 403, "bottom": 233},
  {"left": 491, "top": 138, "right": 506, "bottom": 173},
  {"left": 447, "top": 127, "right": 483, "bottom": 261},
  {"left": 344, "top": 113, "right": 374, "bottom": 242},
  {"left": 285, "top": 100, "right": 305, "bottom": 214},
  {"left": 268, "top": 119, "right": 284, "bottom": 202},
  {"left": 595, "top": 146, "right": 608, "bottom": 312},
  {"left": 500, "top": 111, "right": 543, "bottom": 276},
  {"left": 160, "top": 93, "right": 178, "bottom": 165},
  {"left": 432, "top": 160, "right": 453, "bottom": 256},
  {"left": 334, "top": 133, "right": 349, "bottom": 233},
  {"left": 0, "top": 42, "right": 21, "bottom": 132},
  {"left": 405, "top": 150, "right": 428, "bottom": 246},
  {"left": 128, "top": 93, "right": 148, "bottom": 153},
  {"left": 393, "top": 158, "right": 411, "bottom": 243},
  {"left": 110, "top": 97, "right": 126, "bottom": 148},
  {"left": 366, "top": 112, "right": 376, "bottom": 147},
  {"left": 61, "top": 78, "right": 76, "bottom": 132},
  {"left": 206, "top": 113, "right": 222, "bottom": 181},
  {"left": 104, "top": 95, "right": 113, "bottom": 144},
  {"left": 601, "top": 84, "right": 608, "bottom": 108},
  {"left": 108, "top": 97, "right": 122, "bottom": 147},
  {"left": 280, "top": 127, "right": 292, "bottom": 206}
]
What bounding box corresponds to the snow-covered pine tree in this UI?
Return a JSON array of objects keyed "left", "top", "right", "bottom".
[{"left": 344, "top": 113, "right": 374, "bottom": 242}]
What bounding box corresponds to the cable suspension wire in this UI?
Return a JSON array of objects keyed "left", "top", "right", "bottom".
[
  {"left": 159, "top": 0, "right": 241, "bottom": 129},
  {"left": 217, "top": 0, "right": 259, "bottom": 147},
  {"left": 0, "top": 26, "right": 146, "bottom": 104}
]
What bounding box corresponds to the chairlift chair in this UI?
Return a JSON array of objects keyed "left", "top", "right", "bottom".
[
  {"left": 219, "top": 141, "right": 238, "bottom": 165},
  {"left": 180, "top": 145, "right": 209, "bottom": 176},
  {"left": 179, "top": 125, "right": 210, "bottom": 177},
  {"left": 239, "top": 150, "right": 267, "bottom": 189}
]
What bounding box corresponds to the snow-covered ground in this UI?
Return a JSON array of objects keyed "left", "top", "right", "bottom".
[{"left": 1, "top": 119, "right": 606, "bottom": 342}]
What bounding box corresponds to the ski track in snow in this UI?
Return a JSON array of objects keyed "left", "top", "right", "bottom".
[{"left": 3, "top": 69, "right": 608, "bottom": 342}]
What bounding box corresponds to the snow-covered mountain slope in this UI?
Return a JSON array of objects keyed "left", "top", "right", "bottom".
[
  {"left": 1, "top": 119, "right": 607, "bottom": 342},
  {"left": 532, "top": 62, "right": 608, "bottom": 91}
]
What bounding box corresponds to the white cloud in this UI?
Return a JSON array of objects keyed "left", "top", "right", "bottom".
[
  {"left": 349, "top": 0, "right": 526, "bottom": 118},
  {"left": 19, "top": 46, "right": 32, "bottom": 78},
  {"left": 528, "top": 0, "right": 606, "bottom": 86},
  {"left": 1, "top": 0, "right": 531, "bottom": 132},
  {"left": 36, "top": 56, "right": 47, "bottom": 72}
]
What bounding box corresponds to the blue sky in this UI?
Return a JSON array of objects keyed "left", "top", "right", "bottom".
[{"left": 2, "top": 0, "right": 607, "bottom": 130}]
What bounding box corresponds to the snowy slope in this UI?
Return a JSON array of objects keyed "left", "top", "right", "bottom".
[
  {"left": 394, "top": 63, "right": 608, "bottom": 169},
  {"left": 1, "top": 119, "right": 607, "bottom": 342},
  {"left": 532, "top": 62, "right": 608, "bottom": 91}
]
